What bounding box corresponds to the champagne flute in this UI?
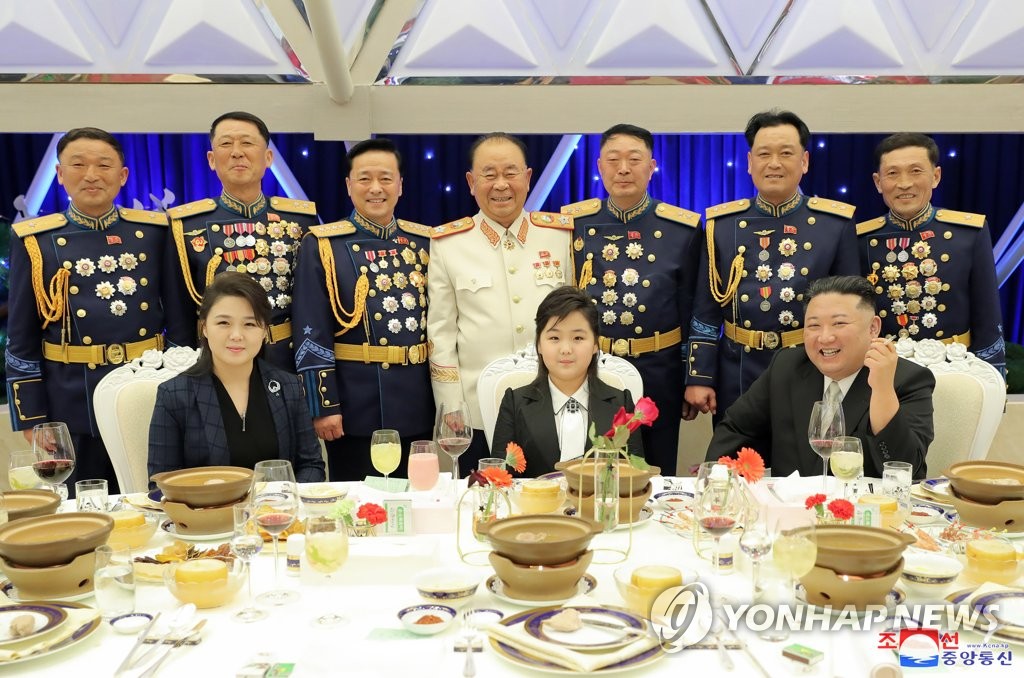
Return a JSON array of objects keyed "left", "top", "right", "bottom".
[
  {"left": 370, "top": 429, "right": 401, "bottom": 492},
  {"left": 251, "top": 460, "right": 299, "bottom": 605},
  {"left": 695, "top": 465, "right": 744, "bottom": 575},
  {"left": 829, "top": 436, "right": 864, "bottom": 500},
  {"left": 31, "top": 422, "right": 76, "bottom": 495},
  {"left": 407, "top": 440, "right": 440, "bottom": 491},
  {"left": 8, "top": 451, "right": 41, "bottom": 490},
  {"left": 230, "top": 504, "right": 266, "bottom": 623},
  {"left": 434, "top": 401, "right": 472, "bottom": 491},
  {"left": 807, "top": 401, "right": 844, "bottom": 493},
  {"left": 771, "top": 511, "right": 817, "bottom": 604},
  {"left": 305, "top": 516, "right": 350, "bottom": 627},
  {"left": 739, "top": 505, "right": 773, "bottom": 588}
]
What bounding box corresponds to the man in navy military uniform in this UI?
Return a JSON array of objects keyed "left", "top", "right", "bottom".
[
  {"left": 563, "top": 124, "right": 702, "bottom": 474},
  {"left": 291, "top": 139, "right": 433, "bottom": 481},
  {"left": 686, "top": 110, "right": 861, "bottom": 422},
  {"left": 857, "top": 133, "right": 1005, "bottom": 373},
  {"left": 164, "top": 111, "right": 318, "bottom": 369},
  {"left": 6, "top": 128, "right": 170, "bottom": 491}
]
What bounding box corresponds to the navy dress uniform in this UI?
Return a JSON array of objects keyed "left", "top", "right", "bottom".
[
  {"left": 857, "top": 206, "right": 1005, "bottom": 372},
  {"left": 564, "top": 195, "right": 702, "bottom": 473},
  {"left": 165, "top": 192, "right": 318, "bottom": 369},
  {"left": 687, "top": 195, "right": 860, "bottom": 418},
  {"left": 291, "top": 212, "right": 434, "bottom": 481},
  {"left": 6, "top": 204, "right": 171, "bottom": 489}
]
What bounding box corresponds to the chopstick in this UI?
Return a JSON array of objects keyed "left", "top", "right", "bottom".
[{"left": 113, "top": 611, "right": 161, "bottom": 676}]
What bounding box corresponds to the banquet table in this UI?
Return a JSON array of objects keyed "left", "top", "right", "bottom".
[{"left": 8, "top": 476, "right": 1018, "bottom": 678}]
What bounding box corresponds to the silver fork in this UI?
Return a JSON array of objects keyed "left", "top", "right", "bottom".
[
  {"left": 139, "top": 619, "right": 207, "bottom": 678},
  {"left": 461, "top": 610, "right": 478, "bottom": 678}
]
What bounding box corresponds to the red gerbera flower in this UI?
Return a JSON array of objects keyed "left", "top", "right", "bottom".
[{"left": 478, "top": 467, "right": 513, "bottom": 488}]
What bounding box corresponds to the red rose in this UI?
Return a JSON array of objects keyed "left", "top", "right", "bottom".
[
  {"left": 605, "top": 406, "right": 631, "bottom": 437},
  {"left": 632, "top": 397, "right": 659, "bottom": 428}
]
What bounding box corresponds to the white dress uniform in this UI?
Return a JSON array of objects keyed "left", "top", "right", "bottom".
[{"left": 426, "top": 210, "right": 573, "bottom": 428}]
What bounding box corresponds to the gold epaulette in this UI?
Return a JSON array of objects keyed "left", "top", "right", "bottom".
[
  {"left": 655, "top": 202, "right": 700, "bottom": 227},
  {"left": 806, "top": 197, "right": 855, "bottom": 219},
  {"left": 856, "top": 217, "right": 886, "bottom": 236},
  {"left": 118, "top": 207, "right": 168, "bottom": 226},
  {"left": 935, "top": 208, "right": 985, "bottom": 228},
  {"left": 12, "top": 213, "right": 67, "bottom": 238},
  {"left": 309, "top": 221, "right": 356, "bottom": 239},
  {"left": 430, "top": 217, "right": 474, "bottom": 240},
  {"left": 270, "top": 196, "right": 317, "bottom": 215},
  {"left": 531, "top": 211, "right": 573, "bottom": 230},
  {"left": 166, "top": 199, "right": 216, "bottom": 220},
  {"left": 705, "top": 199, "right": 750, "bottom": 220},
  {"left": 397, "top": 219, "right": 432, "bottom": 238},
  {"left": 561, "top": 198, "right": 601, "bottom": 218}
]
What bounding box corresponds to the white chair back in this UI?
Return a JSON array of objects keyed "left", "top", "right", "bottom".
[
  {"left": 477, "top": 346, "right": 643, "bottom": 449},
  {"left": 93, "top": 347, "right": 200, "bottom": 493}
]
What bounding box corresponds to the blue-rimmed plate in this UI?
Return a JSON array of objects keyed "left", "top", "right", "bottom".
[
  {"left": 488, "top": 606, "right": 664, "bottom": 674},
  {"left": 0, "top": 600, "right": 101, "bottom": 666},
  {"left": 538, "top": 472, "right": 564, "bottom": 482},
  {"left": 652, "top": 491, "right": 694, "bottom": 512},
  {"left": 795, "top": 584, "right": 905, "bottom": 618},
  {"left": 526, "top": 606, "right": 647, "bottom": 651},
  {"left": 486, "top": 574, "right": 597, "bottom": 608},
  {"left": 159, "top": 520, "right": 233, "bottom": 542},
  {"left": 0, "top": 604, "right": 67, "bottom": 646},
  {"left": 563, "top": 505, "right": 653, "bottom": 530},
  {"left": 946, "top": 589, "right": 1024, "bottom": 645},
  {"left": 970, "top": 591, "right": 1024, "bottom": 640},
  {"left": 0, "top": 581, "right": 94, "bottom": 604}
]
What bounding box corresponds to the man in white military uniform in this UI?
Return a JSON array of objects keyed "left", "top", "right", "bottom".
[{"left": 427, "top": 133, "right": 573, "bottom": 473}]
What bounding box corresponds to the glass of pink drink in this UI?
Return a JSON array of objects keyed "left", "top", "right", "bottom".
[{"left": 408, "top": 441, "right": 440, "bottom": 491}]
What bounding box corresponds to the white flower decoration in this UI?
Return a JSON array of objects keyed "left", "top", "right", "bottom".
[
  {"left": 602, "top": 310, "right": 617, "bottom": 324},
  {"left": 97, "top": 255, "right": 117, "bottom": 274},
  {"left": 755, "top": 264, "right": 773, "bottom": 282},
  {"left": 382, "top": 296, "right": 399, "bottom": 313},
  {"left": 75, "top": 258, "right": 96, "bottom": 277},
  {"left": 894, "top": 337, "right": 916, "bottom": 359},
  {"left": 259, "top": 276, "right": 273, "bottom": 291},
  {"left": 912, "top": 339, "right": 947, "bottom": 366},
  {"left": 601, "top": 290, "right": 619, "bottom": 305},
  {"left": 621, "top": 268, "right": 639, "bottom": 286},
  {"left": 118, "top": 253, "right": 138, "bottom": 271},
  {"left": 109, "top": 300, "right": 127, "bottom": 316},
  {"left": 622, "top": 292, "right": 637, "bottom": 307},
  {"left": 945, "top": 342, "right": 968, "bottom": 362},
  {"left": 138, "top": 349, "right": 163, "bottom": 368},
  {"left": 270, "top": 240, "right": 289, "bottom": 257},
  {"left": 401, "top": 292, "right": 417, "bottom": 310},
  {"left": 117, "top": 276, "right": 137, "bottom": 296},
  {"left": 921, "top": 313, "right": 937, "bottom": 329},
  {"left": 779, "top": 287, "right": 795, "bottom": 303},
  {"left": 163, "top": 346, "right": 202, "bottom": 371},
  {"left": 275, "top": 294, "right": 291, "bottom": 309},
  {"left": 405, "top": 317, "right": 419, "bottom": 332},
  {"left": 387, "top": 318, "right": 402, "bottom": 334},
  {"left": 95, "top": 281, "right": 115, "bottom": 299},
  {"left": 777, "top": 263, "right": 795, "bottom": 281}
]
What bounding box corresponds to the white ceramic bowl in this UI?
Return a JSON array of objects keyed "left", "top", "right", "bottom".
[
  {"left": 398, "top": 604, "right": 456, "bottom": 635},
  {"left": 299, "top": 485, "right": 348, "bottom": 516},
  {"left": 414, "top": 567, "right": 480, "bottom": 608},
  {"left": 900, "top": 552, "right": 963, "bottom": 597},
  {"left": 906, "top": 505, "right": 945, "bottom": 526}
]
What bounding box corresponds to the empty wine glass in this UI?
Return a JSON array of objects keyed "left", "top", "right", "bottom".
[
  {"left": 829, "top": 436, "right": 864, "bottom": 500},
  {"left": 434, "top": 401, "right": 472, "bottom": 496},
  {"left": 370, "top": 429, "right": 401, "bottom": 492},
  {"left": 807, "top": 401, "right": 844, "bottom": 493},
  {"left": 31, "top": 422, "right": 76, "bottom": 495},
  {"left": 230, "top": 504, "right": 266, "bottom": 623},
  {"left": 739, "top": 505, "right": 773, "bottom": 589},
  {"left": 251, "top": 460, "right": 299, "bottom": 606},
  {"left": 305, "top": 516, "right": 350, "bottom": 627},
  {"left": 695, "top": 464, "right": 744, "bottom": 575}
]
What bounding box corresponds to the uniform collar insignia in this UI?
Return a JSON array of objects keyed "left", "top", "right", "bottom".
[
  {"left": 606, "top": 193, "right": 651, "bottom": 224},
  {"left": 352, "top": 210, "right": 397, "bottom": 240},
  {"left": 479, "top": 216, "right": 527, "bottom": 248},
  {"left": 219, "top": 191, "right": 267, "bottom": 219},
  {"left": 66, "top": 203, "right": 119, "bottom": 231},
  {"left": 755, "top": 193, "right": 802, "bottom": 218},
  {"left": 888, "top": 204, "right": 934, "bottom": 231}
]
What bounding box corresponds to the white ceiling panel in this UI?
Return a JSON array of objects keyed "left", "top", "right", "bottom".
[
  {"left": 703, "top": 0, "right": 792, "bottom": 74},
  {"left": 0, "top": 0, "right": 92, "bottom": 67},
  {"left": 81, "top": 0, "right": 144, "bottom": 48},
  {"left": 525, "top": 0, "right": 591, "bottom": 50},
  {"left": 949, "top": 0, "right": 1024, "bottom": 69}
]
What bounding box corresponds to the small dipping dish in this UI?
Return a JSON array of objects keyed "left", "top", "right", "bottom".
[
  {"left": 464, "top": 608, "right": 504, "bottom": 627},
  {"left": 398, "top": 604, "right": 456, "bottom": 635},
  {"left": 110, "top": 612, "right": 153, "bottom": 635}
]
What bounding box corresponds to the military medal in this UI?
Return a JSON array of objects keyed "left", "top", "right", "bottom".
[
  {"left": 95, "top": 281, "right": 115, "bottom": 299},
  {"left": 119, "top": 252, "right": 138, "bottom": 270},
  {"left": 906, "top": 299, "right": 921, "bottom": 314},
  {"left": 759, "top": 286, "right": 772, "bottom": 312},
  {"left": 755, "top": 264, "right": 772, "bottom": 282},
  {"left": 905, "top": 280, "right": 922, "bottom": 299},
  {"left": 272, "top": 258, "right": 290, "bottom": 275},
  {"left": 621, "top": 268, "right": 639, "bottom": 286},
  {"left": 382, "top": 296, "right": 399, "bottom": 313},
  {"left": 255, "top": 239, "right": 270, "bottom": 257},
  {"left": 885, "top": 238, "right": 898, "bottom": 263},
  {"left": 401, "top": 292, "right": 417, "bottom": 310},
  {"left": 897, "top": 237, "right": 910, "bottom": 263},
  {"left": 778, "top": 310, "right": 795, "bottom": 326},
  {"left": 779, "top": 287, "right": 795, "bottom": 303},
  {"left": 393, "top": 272, "right": 408, "bottom": 289},
  {"left": 533, "top": 262, "right": 543, "bottom": 281},
  {"left": 377, "top": 250, "right": 389, "bottom": 269},
  {"left": 554, "top": 261, "right": 564, "bottom": 280},
  {"left": 402, "top": 248, "right": 417, "bottom": 265},
  {"left": 390, "top": 248, "right": 400, "bottom": 267},
  {"left": 601, "top": 290, "right": 618, "bottom": 305},
  {"left": 287, "top": 223, "right": 303, "bottom": 239},
  {"left": 622, "top": 292, "right": 637, "bottom": 307},
  {"left": 573, "top": 237, "right": 584, "bottom": 252},
  {"left": 268, "top": 223, "right": 284, "bottom": 239},
  {"left": 922, "top": 313, "right": 937, "bottom": 328},
  {"left": 923, "top": 276, "right": 941, "bottom": 296},
  {"left": 376, "top": 273, "right": 392, "bottom": 291},
  {"left": 891, "top": 301, "right": 907, "bottom": 315},
  {"left": 255, "top": 222, "right": 267, "bottom": 235},
  {"left": 921, "top": 295, "right": 936, "bottom": 311},
  {"left": 191, "top": 236, "right": 207, "bottom": 252},
  {"left": 365, "top": 250, "right": 379, "bottom": 273},
  {"left": 409, "top": 271, "right": 425, "bottom": 288},
  {"left": 919, "top": 258, "right": 937, "bottom": 276},
  {"left": 602, "top": 243, "right": 619, "bottom": 261},
  {"left": 758, "top": 235, "right": 771, "bottom": 262},
  {"left": 419, "top": 250, "right": 429, "bottom": 265},
  {"left": 223, "top": 236, "right": 236, "bottom": 249},
  {"left": 901, "top": 262, "right": 919, "bottom": 280},
  {"left": 626, "top": 242, "right": 643, "bottom": 260},
  {"left": 276, "top": 276, "right": 289, "bottom": 291},
  {"left": 777, "top": 238, "right": 797, "bottom": 257},
  {"left": 603, "top": 270, "right": 617, "bottom": 287},
  {"left": 602, "top": 310, "right": 617, "bottom": 325},
  {"left": 882, "top": 265, "right": 900, "bottom": 283},
  {"left": 620, "top": 311, "right": 634, "bottom": 325},
  {"left": 910, "top": 240, "right": 931, "bottom": 260},
  {"left": 777, "top": 262, "right": 795, "bottom": 281},
  {"left": 888, "top": 284, "right": 904, "bottom": 300},
  {"left": 908, "top": 316, "right": 920, "bottom": 335}
]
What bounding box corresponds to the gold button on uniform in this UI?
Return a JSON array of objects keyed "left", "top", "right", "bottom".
[
  {"left": 353, "top": 244, "right": 361, "bottom": 252},
  {"left": 83, "top": 336, "right": 92, "bottom": 344},
  {"left": 801, "top": 267, "right": 809, "bottom": 276},
  {"left": 63, "top": 261, "right": 72, "bottom": 269},
  {"left": 743, "top": 320, "right": 751, "bottom": 328},
  {"left": 642, "top": 280, "right": 650, "bottom": 288},
  {"left": 938, "top": 304, "right": 946, "bottom": 312},
  {"left": 738, "top": 245, "right": 746, "bottom": 254},
  {"left": 647, "top": 254, "right": 656, "bottom": 262},
  {"left": 76, "top": 309, "right": 86, "bottom": 317},
  {"left": 369, "top": 289, "right": 377, "bottom": 297},
  {"left": 379, "top": 338, "right": 388, "bottom": 346},
  {"left": 139, "top": 328, "right": 147, "bottom": 337},
  {"left": 69, "top": 285, "right": 79, "bottom": 294},
  {"left": 740, "top": 294, "right": 749, "bottom": 302},
  {"left": 212, "top": 225, "right": 221, "bottom": 232},
  {"left": 803, "top": 242, "right": 812, "bottom": 250},
  {"left": 215, "top": 247, "right": 223, "bottom": 255},
  {"left": 807, "top": 217, "right": 816, "bottom": 224},
  {"left": 654, "top": 230, "right": 662, "bottom": 238},
  {"left": 374, "top": 313, "right": 382, "bottom": 321},
  {"left": 870, "top": 238, "right": 878, "bottom": 247},
  {"left": 140, "top": 302, "right": 149, "bottom": 311},
  {"left": 941, "top": 254, "right": 950, "bottom": 262},
  {"left": 588, "top": 228, "right": 596, "bottom": 236},
  {"left": 738, "top": 221, "right": 747, "bottom": 228},
  {"left": 382, "top": 363, "right": 390, "bottom": 370},
  {"left": 57, "top": 237, "right": 67, "bottom": 246},
  {"left": 638, "top": 305, "right": 646, "bottom": 312},
  {"left": 634, "top": 327, "right": 643, "bottom": 335},
  {"left": 515, "top": 325, "right": 524, "bottom": 334},
  {"left": 944, "top": 231, "right": 952, "bottom": 240},
  {"left": 880, "top": 310, "right": 888, "bottom": 318},
  {"left": 512, "top": 295, "right": 521, "bottom": 304},
  {"left": 140, "top": 278, "right": 148, "bottom": 286},
  {"left": 508, "top": 266, "right": 517, "bottom": 274},
  {"left": 139, "top": 253, "right": 147, "bottom": 262},
  {"left": 936, "top": 331, "right": 944, "bottom": 338}
]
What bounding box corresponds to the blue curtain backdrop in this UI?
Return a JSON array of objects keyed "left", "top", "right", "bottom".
[{"left": 1, "top": 131, "right": 1022, "bottom": 343}]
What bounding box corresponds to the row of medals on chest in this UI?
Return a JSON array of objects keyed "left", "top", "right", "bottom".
[
  {"left": 207, "top": 221, "right": 302, "bottom": 280},
  {"left": 66, "top": 250, "right": 147, "bottom": 318},
  {"left": 868, "top": 235, "right": 948, "bottom": 334},
  {"left": 358, "top": 244, "right": 429, "bottom": 335},
  {"left": 586, "top": 234, "right": 661, "bottom": 328}
]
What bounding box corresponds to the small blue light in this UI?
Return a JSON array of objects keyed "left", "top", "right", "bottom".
[
  {"left": 653, "top": 167, "right": 659, "bottom": 172},
  {"left": 726, "top": 160, "right": 734, "bottom": 168},
  {"left": 301, "top": 148, "right": 308, "bottom": 157},
  {"left": 948, "top": 149, "right": 957, "bottom": 158},
  {"left": 817, "top": 141, "right": 826, "bottom": 149},
  {"left": 444, "top": 184, "right": 452, "bottom": 193},
  {"left": 425, "top": 150, "right": 434, "bottom": 160},
  {"left": 839, "top": 186, "right": 848, "bottom": 194},
  {"left": 592, "top": 175, "right": 600, "bottom": 181}
]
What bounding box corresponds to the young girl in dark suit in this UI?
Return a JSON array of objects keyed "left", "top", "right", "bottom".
[{"left": 491, "top": 286, "right": 643, "bottom": 474}]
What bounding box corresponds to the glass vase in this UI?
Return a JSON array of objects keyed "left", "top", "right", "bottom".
[
  {"left": 593, "top": 449, "right": 620, "bottom": 532},
  {"left": 471, "top": 484, "right": 510, "bottom": 542}
]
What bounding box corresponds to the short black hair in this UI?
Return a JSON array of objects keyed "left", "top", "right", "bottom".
[
  {"left": 803, "top": 275, "right": 877, "bottom": 313},
  {"left": 57, "top": 127, "right": 125, "bottom": 164},
  {"left": 533, "top": 286, "right": 600, "bottom": 385},
  {"left": 209, "top": 111, "right": 271, "bottom": 145},
  {"left": 346, "top": 138, "right": 402, "bottom": 174},
  {"left": 744, "top": 109, "right": 811, "bottom": 150},
  {"left": 467, "top": 132, "right": 528, "bottom": 169},
  {"left": 186, "top": 271, "right": 272, "bottom": 377},
  {"left": 874, "top": 132, "right": 940, "bottom": 169},
  {"left": 600, "top": 124, "right": 654, "bottom": 153}
]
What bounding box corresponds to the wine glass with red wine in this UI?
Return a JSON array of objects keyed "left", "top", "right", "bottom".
[
  {"left": 434, "top": 401, "right": 472, "bottom": 490},
  {"left": 807, "top": 400, "right": 845, "bottom": 493},
  {"left": 250, "top": 459, "right": 299, "bottom": 605},
  {"left": 695, "top": 464, "right": 744, "bottom": 575},
  {"left": 31, "top": 422, "right": 76, "bottom": 497}
]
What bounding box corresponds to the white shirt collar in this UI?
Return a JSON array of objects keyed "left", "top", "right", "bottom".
[
  {"left": 550, "top": 378, "right": 589, "bottom": 414},
  {"left": 823, "top": 369, "right": 861, "bottom": 401}
]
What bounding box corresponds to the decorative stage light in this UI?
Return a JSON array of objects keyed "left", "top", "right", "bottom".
[
  {"left": 301, "top": 148, "right": 309, "bottom": 157},
  {"left": 839, "top": 186, "right": 848, "bottom": 194},
  {"left": 592, "top": 175, "right": 600, "bottom": 181},
  {"left": 444, "top": 184, "right": 452, "bottom": 193},
  {"left": 726, "top": 160, "right": 734, "bottom": 167},
  {"left": 817, "top": 141, "right": 826, "bottom": 149},
  {"left": 948, "top": 150, "right": 957, "bottom": 158},
  {"left": 425, "top": 151, "right": 434, "bottom": 160}
]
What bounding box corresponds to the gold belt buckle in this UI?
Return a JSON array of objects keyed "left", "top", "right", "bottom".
[
  {"left": 407, "top": 344, "right": 424, "bottom": 365},
  {"left": 762, "top": 332, "right": 780, "bottom": 350},
  {"left": 105, "top": 343, "right": 126, "bottom": 365},
  {"left": 612, "top": 338, "right": 630, "bottom": 357}
]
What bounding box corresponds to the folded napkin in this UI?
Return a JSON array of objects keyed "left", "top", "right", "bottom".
[
  {"left": 0, "top": 607, "right": 99, "bottom": 662},
  {"left": 772, "top": 472, "right": 841, "bottom": 503},
  {"left": 484, "top": 618, "right": 660, "bottom": 673},
  {"left": 362, "top": 476, "right": 410, "bottom": 493}
]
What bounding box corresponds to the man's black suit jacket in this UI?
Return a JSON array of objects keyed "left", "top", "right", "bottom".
[{"left": 706, "top": 349, "right": 935, "bottom": 479}]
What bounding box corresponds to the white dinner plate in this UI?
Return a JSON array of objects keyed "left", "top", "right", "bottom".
[
  {"left": 486, "top": 574, "right": 597, "bottom": 607},
  {"left": 160, "top": 520, "right": 233, "bottom": 542},
  {"left": 0, "top": 601, "right": 101, "bottom": 667},
  {"left": 795, "top": 584, "right": 906, "bottom": 618},
  {"left": 0, "top": 581, "right": 94, "bottom": 604},
  {"left": 525, "top": 606, "right": 647, "bottom": 651},
  {"left": 946, "top": 589, "right": 1024, "bottom": 645},
  {"left": 0, "top": 604, "right": 67, "bottom": 646}
]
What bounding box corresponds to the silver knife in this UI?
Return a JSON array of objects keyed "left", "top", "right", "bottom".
[
  {"left": 113, "top": 612, "right": 161, "bottom": 676},
  {"left": 139, "top": 619, "right": 207, "bottom": 678}
]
